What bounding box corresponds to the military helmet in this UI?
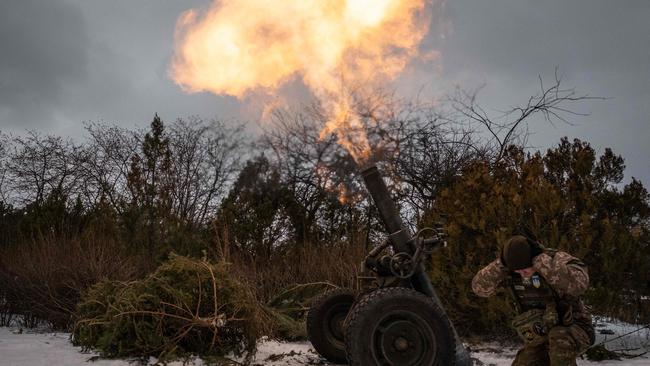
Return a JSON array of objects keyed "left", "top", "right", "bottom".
[{"left": 502, "top": 235, "right": 533, "bottom": 271}]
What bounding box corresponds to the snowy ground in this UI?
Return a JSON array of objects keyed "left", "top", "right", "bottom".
[{"left": 0, "top": 317, "right": 647, "bottom": 366}]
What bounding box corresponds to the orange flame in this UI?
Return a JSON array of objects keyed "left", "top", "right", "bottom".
[{"left": 171, "top": 0, "right": 431, "bottom": 163}]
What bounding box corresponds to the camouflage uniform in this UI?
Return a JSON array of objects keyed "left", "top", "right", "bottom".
[{"left": 472, "top": 250, "right": 595, "bottom": 366}]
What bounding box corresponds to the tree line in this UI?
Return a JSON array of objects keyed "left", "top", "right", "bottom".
[{"left": 0, "top": 78, "right": 648, "bottom": 333}]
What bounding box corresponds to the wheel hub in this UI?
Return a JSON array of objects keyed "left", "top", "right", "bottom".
[
  {"left": 328, "top": 311, "right": 346, "bottom": 340},
  {"left": 324, "top": 304, "right": 349, "bottom": 347},
  {"left": 371, "top": 311, "right": 440, "bottom": 366},
  {"left": 394, "top": 336, "right": 409, "bottom": 351}
]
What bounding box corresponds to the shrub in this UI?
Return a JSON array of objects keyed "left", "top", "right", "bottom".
[
  {"left": 265, "top": 282, "right": 337, "bottom": 341},
  {"left": 73, "top": 254, "right": 267, "bottom": 362},
  {"left": 0, "top": 232, "right": 141, "bottom": 329}
]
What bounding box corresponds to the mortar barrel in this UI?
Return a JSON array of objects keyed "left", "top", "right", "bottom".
[
  {"left": 360, "top": 164, "right": 414, "bottom": 254},
  {"left": 360, "top": 163, "right": 472, "bottom": 365}
]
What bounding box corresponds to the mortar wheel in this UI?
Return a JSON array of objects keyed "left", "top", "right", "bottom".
[
  {"left": 344, "top": 287, "right": 455, "bottom": 366},
  {"left": 307, "top": 288, "right": 356, "bottom": 364}
]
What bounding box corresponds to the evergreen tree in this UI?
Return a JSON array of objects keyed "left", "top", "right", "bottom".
[
  {"left": 124, "top": 114, "right": 174, "bottom": 256},
  {"left": 424, "top": 138, "right": 650, "bottom": 334},
  {"left": 218, "top": 155, "right": 290, "bottom": 261}
]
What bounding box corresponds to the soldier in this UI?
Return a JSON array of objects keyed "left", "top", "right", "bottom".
[{"left": 472, "top": 235, "right": 595, "bottom": 366}]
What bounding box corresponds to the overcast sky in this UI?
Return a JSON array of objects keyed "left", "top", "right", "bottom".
[{"left": 0, "top": 0, "right": 648, "bottom": 184}]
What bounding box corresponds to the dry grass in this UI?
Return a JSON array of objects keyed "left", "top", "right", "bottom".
[
  {"left": 229, "top": 239, "right": 368, "bottom": 303},
  {"left": 0, "top": 222, "right": 369, "bottom": 331},
  {"left": 0, "top": 232, "right": 146, "bottom": 329}
]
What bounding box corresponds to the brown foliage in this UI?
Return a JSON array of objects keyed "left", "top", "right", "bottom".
[
  {"left": 0, "top": 232, "right": 146, "bottom": 328},
  {"left": 229, "top": 238, "right": 367, "bottom": 303}
]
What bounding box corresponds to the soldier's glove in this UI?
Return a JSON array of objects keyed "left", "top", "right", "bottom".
[{"left": 528, "top": 239, "right": 545, "bottom": 258}]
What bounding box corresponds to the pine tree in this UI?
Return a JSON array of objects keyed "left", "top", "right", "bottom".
[
  {"left": 124, "top": 114, "right": 175, "bottom": 256},
  {"left": 218, "top": 155, "right": 289, "bottom": 261}
]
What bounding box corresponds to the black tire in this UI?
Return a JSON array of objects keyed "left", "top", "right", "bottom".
[
  {"left": 344, "top": 287, "right": 455, "bottom": 366},
  {"left": 307, "top": 288, "right": 356, "bottom": 364}
]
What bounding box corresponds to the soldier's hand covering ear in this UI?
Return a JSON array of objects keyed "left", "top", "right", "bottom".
[{"left": 528, "top": 239, "right": 544, "bottom": 258}]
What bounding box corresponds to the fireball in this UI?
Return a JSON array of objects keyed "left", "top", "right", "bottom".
[{"left": 171, "top": 0, "right": 431, "bottom": 163}]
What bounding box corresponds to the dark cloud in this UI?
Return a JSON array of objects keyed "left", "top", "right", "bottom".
[
  {"left": 0, "top": 0, "right": 88, "bottom": 129},
  {"left": 440, "top": 1, "right": 650, "bottom": 80},
  {"left": 0, "top": 0, "right": 234, "bottom": 136}
]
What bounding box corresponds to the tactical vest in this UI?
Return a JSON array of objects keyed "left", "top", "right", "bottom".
[
  {"left": 507, "top": 250, "right": 595, "bottom": 344},
  {"left": 510, "top": 272, "right": 555, "bottom": 312}
]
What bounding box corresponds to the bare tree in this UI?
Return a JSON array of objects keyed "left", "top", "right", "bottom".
[
  {"left": 260, "top": 75, "right": 598, "bottom": 228},
  {"left": 0, "top": 133, "right": 8, "bottom": 203},
  {"left": 80, "top": 118, "right": 245, "bottom": 227},
  {"left": 447, "top": 70, "right": 602, "bottom": 163},
  {"left": 260, "top": 104, "right": 365, "bottom": 242},
  {"left": 79, "top": 123, "right": 140, "bottom": 211},
  {"left": 334, "top": 90, "right": 488, "bottom": 222},
  {"left": 6, "top": 132, "right": 81, "bottom": 206},
  {"left": 169, "top": 117, "right": 245, "bottom": 227},
  {"left": 385, "top": 109, "right": 488, "bottom": 215},
  {"left": 378, "top": 73, "right": 601, "bottom": 221}
]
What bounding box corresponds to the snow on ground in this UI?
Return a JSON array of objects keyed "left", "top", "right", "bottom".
[
  {"left": 468, "top": 317, "right": 650, "bottom": 366},
  {"left": 0, "top": 327, "right": 127, "bottom": 366},
  {"left": 0, "top": 318, "right": 648, "bottom": 366}
]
